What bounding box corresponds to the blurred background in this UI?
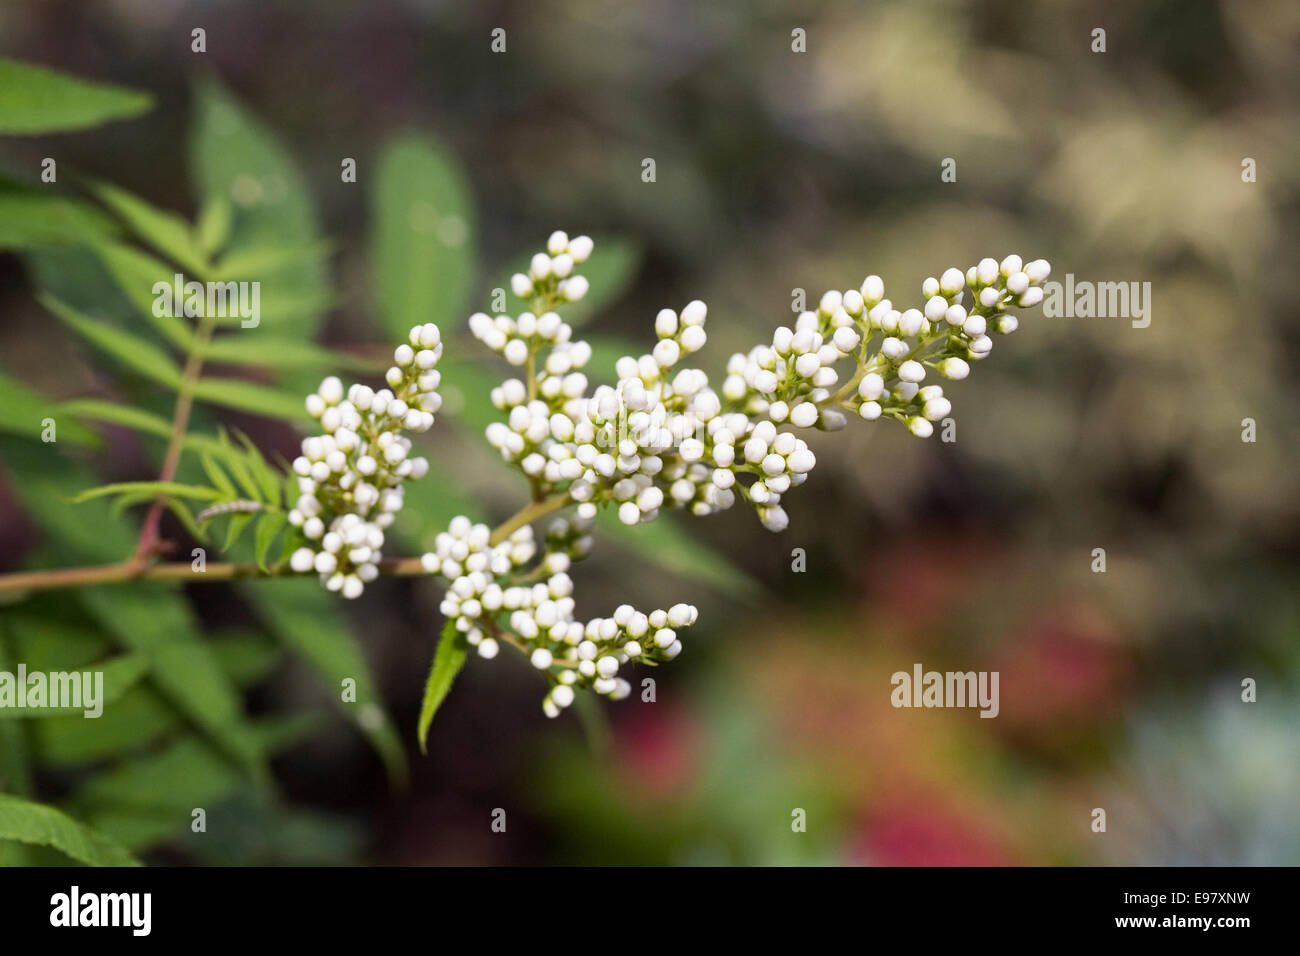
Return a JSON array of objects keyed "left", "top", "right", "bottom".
[{"left": 1, "top": 0, "right": 1298, "bottom": 865}]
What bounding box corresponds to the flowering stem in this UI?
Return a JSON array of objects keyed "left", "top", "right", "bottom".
[{"left": 0, "top": 492, "right": 574, "bottom": 596}]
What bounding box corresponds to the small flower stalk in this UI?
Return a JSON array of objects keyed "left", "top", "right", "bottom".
[{"left": 292, "top": 232, "right": 1051, "bottom": 717}]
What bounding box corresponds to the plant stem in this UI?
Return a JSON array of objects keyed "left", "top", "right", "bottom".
[
  {"left": 0, "top": 492, "right": 574, "bottom": 596},
  {"left": 132, "top": 314, "right": 219, "bottom": 566}
]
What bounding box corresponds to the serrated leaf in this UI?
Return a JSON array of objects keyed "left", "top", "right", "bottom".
[
  {"left": 0, "top": 58, "right": 152, "bottom": 134},
  {"left": 417, "top": 620, "right": 468, "bottom": 754},
  {"left": 40, "top": 292, "right": 184, "bottom": 388},
  {"left": 0, "top": 369, "right": 98, "bottom": 447},
  {"left": 253, "top": 511, "right": 287, "bottom": 571},
  {"left": 88, "top": 179, "right": 209, "bottom": 277},
  {"left": 245, "top": 579, "right": 407, "bottom": 785},
  {"left": 372, "top": 135, "right": 476, "bottom": 341},
  {"left": 0, "top": 794, "right": 139, "bottom": 866},
  {"left": 71, "top": 481, "right": 222, "bottom": 504},
  {"left": 192, "top": 378, "right": 305, "bottom": 420}
]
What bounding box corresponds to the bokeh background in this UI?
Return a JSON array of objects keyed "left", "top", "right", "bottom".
[{"left": 1, "top": 0, "right": 1298, "bottom": 865}]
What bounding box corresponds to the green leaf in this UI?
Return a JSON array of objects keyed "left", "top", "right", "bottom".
[
  {"left": 64, "top": 726, "right": 302, "bottom": 852},
  {"left": 0, "top": 629, "right": 33, "bottom": 795},
  {"left": 596, "top": 508, "right": 759, "bottom": 600},
  {"left": 40, "top": 292, "right": 184, "bottom": 388},
  {"left": 0, "top": 180, "right": 120, "bottom": 249},
  {"left": 494, "top": 238, "right": 642, "bottom": 328},
  {"left": 56, "top": 398, "right": 226, "bottom": 456},
  {"left": 190, "top": 78, "right": 328, "bottom": 339},
  {"left": 162, "top": 496, "right": 207, "bottom": 543},
  {"left": 199, "top": 450, "right": 237, "bottom": 499},
  {"left": 0, "top": 58, "right": 152, "bottom": 134},
  {"left": 70, "top": 481, "right": 222, "bottom": 504},
  {"left": 191, "top": 378, "right": 305, "bottom": 421},
  {"left": 372, "top": 135, "right": 476, "bottom": 341},
  {"left": 201, "top": 335, "right": 378, "bottom": 372},
  {"left": 87, "top": 240, "right": 194, "bottom": 349},
  {"left": 76, "top": 586, "right": 268, "bottom": 786},
  {"left": 417, "top": 620, "right": 468, "bottom": 754},
  {"left": 0, "top": 370, "right": 98, "bottom": 447},
  {"left": 245, "top": 579, "right": 407, "bottom": 785},
  {"left": 253, "top": 511, "right": 287, "bottom": 571},
  {"left": 220, "top": 511, "right": 255, "bottom": 552},
  {"left": 88, "top": 179, "right": 210, "bottom": 277},
  {"left": 0, "top": 794, "right": 139, "bottom": 866},
  {"left": 195, "top": 194, "right": 233, "bottom": 258},
  {"left": 234, "top": 430, "right": 285, "bottom": 504},
  {"left": 0, "top": 653, "right": 150, "bottom": 720},
  {"left": 214, "top": 241, "right": 332, "bottom": 279}
]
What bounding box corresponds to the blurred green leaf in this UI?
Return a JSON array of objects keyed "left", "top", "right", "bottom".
[
  {"left": 372, "top": 135, "right": 476, "bottom": 341},
  {"left": 0, "top": 631, "right": 33, "bottom": 796},
  {"left": 194, "top": 194, "right": 232, "bottom": 258},
  {"left": 0, "top": 181, "right": 120, "bottom": 249},
  {"left": 88, "top": 180, "right": 210, "bottom": 277},
  {"left": 0, "top": 794, "right": 139, "bottom": 866},
  {"left": 0, "top": 58, "right": 152, "bottom": 134},
  {"left": 201, "top": 335, "right": 377, "bottom": 372},
  {"left": 417, "top": 620, "right": 467, "bottom": 754},
  {"left": 191, "top": 377, "right": 305, "bottom": 420},
  {"left": 189, "top": 77, "right": 328, "bottom": 339},
  {"left": 71, "top": 481, "right": 222, "bottom": 504},
  {"left": 56, "top": 399, "right": 226, "bottom": 457},
  {"left": 77, "top": 586, "right": 268, "bottom": 785},
  {"left": 0, "top": 370, "right": 98, "bottom": 447},
  {"left": 253, "top": 511, "right": 287, "bottom": 571},
  {"left": 596, "top": 509, "right": 759, "bottom": 600},
  {"left": 66, "top": 721, "right": 304, "bottom": 852},
  {"left": 0, "top": 653, "right": 150, "bottom": 720},
  {"left": 40, "top": 292, "right": 184, "bottom": 388},
  {"left": 245, "top": 579, "right": 407, "bottom": 786},
  {"left": 87, "top": 240, "right": 194, "bottom": 349}
]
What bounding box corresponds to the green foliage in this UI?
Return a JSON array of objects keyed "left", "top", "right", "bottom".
[
  {"left": 0, "top": 56, "right": 760, "bottom": 865},
  {"left": 0, "top": 794, "right": 139, "bottom": 866},
  {"left": 372, "top": 135, "right": 477, "bottom": 341},
  {"left": 0, "top": 58, "right": 152, "bottom": 134},
  {"left": 417, "top": 621, "right": 468, "bottom": 754},
  {"left": 0, "top": 371, "right": 98, "bottom": 446}
]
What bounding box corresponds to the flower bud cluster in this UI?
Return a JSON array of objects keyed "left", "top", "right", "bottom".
[
  {"left": 287, "top": 323, "right": 444, "bottom": 598},
  {"left": 419, "top": 513, "right": 694, "bottom": 715}
]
